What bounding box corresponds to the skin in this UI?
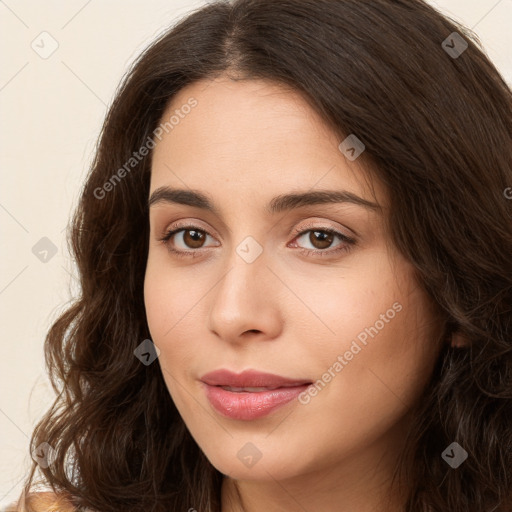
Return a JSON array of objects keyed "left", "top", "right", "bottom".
[{"left": 144, "top": 75, "right": 450, "bottom": 512}]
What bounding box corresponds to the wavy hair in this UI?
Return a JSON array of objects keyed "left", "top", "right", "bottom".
[{"left": 14, "top": 0, "right": 512, "bottom": 510}]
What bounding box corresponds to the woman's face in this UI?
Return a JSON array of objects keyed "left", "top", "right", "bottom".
[{"left": 144, "top": 76, "right": 444, "bottom": 486}]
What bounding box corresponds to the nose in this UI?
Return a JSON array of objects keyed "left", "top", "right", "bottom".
[{"left": 207, "top": 245, "right": 283, "bottom": 346}]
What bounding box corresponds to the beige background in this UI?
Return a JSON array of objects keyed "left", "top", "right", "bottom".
[{"left": 1, "top": 0, "right": 511, "bottom": 505}]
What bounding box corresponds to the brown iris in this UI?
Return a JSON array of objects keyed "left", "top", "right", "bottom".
[
  {"left": 183, "top": 229, "right": 206, "bottom": 249},
  {"left": 309, "top": 230, "right": 334, "bottom": 249}
]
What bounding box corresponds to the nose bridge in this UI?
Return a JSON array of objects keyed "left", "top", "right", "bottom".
[
  {"left": 214, "top": 237, "right": 267, "bottom": 315},
  {"left": 207, "top": 233, "right": 280, "bottom": 340}
]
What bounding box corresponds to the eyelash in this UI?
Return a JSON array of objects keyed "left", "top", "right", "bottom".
[{"left": 157, "top": 222, "right": 357, "bottom": 259}]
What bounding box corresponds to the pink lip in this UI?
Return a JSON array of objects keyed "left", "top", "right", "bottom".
[
  {"left": 201, "top": 369, "right": 311, "bottom": 388},
  {"left": 200, "top": 369, "right": 311, "bottom": 420}
]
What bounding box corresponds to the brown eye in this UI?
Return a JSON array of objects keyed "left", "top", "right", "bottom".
[
  {"left": 291, "top": 227, "right": 356, "bottom": 258},
  {"left": 159, "top": 225, "right": 219, "bottom": 256},
  {"left": 296, "top": 229, "right": 338, "bottom": 250},
  {"left": 308, "top": 230, "right": 334, "bottom": 249},
  {"left": 182, "top": 229, "right": 206, "bottom": 249}
]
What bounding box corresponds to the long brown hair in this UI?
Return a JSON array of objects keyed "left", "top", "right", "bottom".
[{"left": 15, "top": 1, "right": 512, "bottom": 510}]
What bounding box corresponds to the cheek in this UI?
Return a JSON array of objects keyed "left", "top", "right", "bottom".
[
  {"left": 291, "top": 292, "right": 441, "bottom": 469},
  {"left": 289, "top": 254, "right": 401, "bottom": 364},
  {"left": 321, "top": 287, "right": 439, "bottom": 415},
  {"left": 143, "top": 255, "right": 209, "bottom": 372},
  {"left": 296, "top": 254, "right": 441, "bottom": 414},
  {"left": 143, "top": 270, "right": 171, "bottom": 343},
  {"left": 143, "top": 264, "right": 197, "bottom": 412},
  {"left": 144, "top": 253, "right": 198, "bottom": 339}
]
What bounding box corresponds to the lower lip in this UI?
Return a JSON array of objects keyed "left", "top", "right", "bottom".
[{"left": 202, "top": 383, "right": 310, "bottom": 420}]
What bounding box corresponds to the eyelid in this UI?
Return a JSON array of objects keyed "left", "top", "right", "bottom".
[
  {"left": 160, "top": 218, "right": 354, "bottom": 241},
  {"left": 157, "top": 218, "right": 357, "bottom": 257},
  {"left": 289, "top": 219, "right": 356, "bottom": 243},
  {"left": 161, "top": 219, "right": 219, "bottom": 240},
  {"left": 159, "top": 221, "right": 219, "bottom": 247}
]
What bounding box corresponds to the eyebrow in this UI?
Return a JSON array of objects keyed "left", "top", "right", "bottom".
[{"left": 148, "top": 186, "right": 381, "bottom": 215}]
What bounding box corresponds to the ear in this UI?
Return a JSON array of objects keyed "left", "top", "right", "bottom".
[{"left": 450, "top": 331, "right": 469, "bottom": 348}]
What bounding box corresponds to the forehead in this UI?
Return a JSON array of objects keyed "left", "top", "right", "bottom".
[{"left": 149, "top": 76, "right": 385, "bottom": 208}]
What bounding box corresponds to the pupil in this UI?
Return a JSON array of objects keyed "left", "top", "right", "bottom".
[
  {"left": 312, "top": 230, "right": 332, "bottom": 249},
  {"left": 186, "top": 230, "right": 204, "bottom": 248}
]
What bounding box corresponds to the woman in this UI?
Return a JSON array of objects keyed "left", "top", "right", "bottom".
[{"left": 9, "top": 0, "right": 512, "bottom": 510}]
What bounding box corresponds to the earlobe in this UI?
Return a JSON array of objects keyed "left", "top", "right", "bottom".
[{"left": 450, "top": 332, "right": 468, "bottom": 348}]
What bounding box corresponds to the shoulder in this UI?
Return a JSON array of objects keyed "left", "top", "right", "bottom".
[{"left": 1, "top": 492, "right": 79, "bottom": 512}]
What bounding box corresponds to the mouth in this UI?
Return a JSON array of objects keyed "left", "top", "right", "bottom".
[
  {"left": 200, "top": 369, "right": 312, "bottom": 420},
  {"left": 200, "top": 368, "right": 312, "bottom": 388},
  {"left": 218, "top": 385, "right": 296, "bottom": 392}
]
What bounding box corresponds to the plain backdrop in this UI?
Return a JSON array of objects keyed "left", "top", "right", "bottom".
[{"left": 1, "top": 0, "right": 511, "bottom": 506}]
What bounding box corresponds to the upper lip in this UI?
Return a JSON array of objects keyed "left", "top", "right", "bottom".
[{"left": 200, "top": 369, "right": 311, "bottom": 388}]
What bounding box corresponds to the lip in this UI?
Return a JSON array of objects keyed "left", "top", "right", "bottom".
[
  {"left": 200, "top": 369, "right": 312, "bottom": 420},
  {"left": 200, "top": 369, "right": 311, "bottom": 388}
]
